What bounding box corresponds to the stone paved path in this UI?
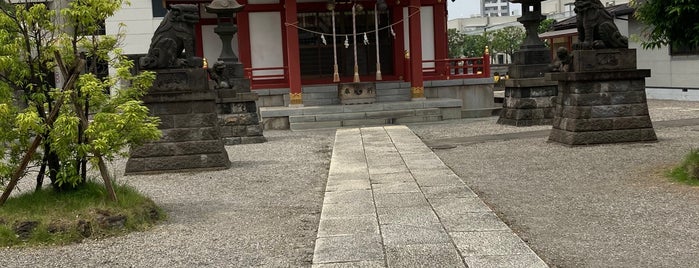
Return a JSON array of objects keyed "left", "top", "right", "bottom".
[{"left": 312, "top": 126, "right": 548, "bottom": 267}]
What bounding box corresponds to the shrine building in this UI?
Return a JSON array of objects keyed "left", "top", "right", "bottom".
[{"left": 108, "top": 0, "right": 496, "bottom": 128}]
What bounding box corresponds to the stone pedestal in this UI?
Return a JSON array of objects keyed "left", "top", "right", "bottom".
[
  {"left": 125, "top": 69, "right": 230, "bottom": 174},
  {"left": 547, "top": 49, "right": 657, "bottom": 145},
  {"left": 217, "top": 86, "right": 266, "bottom": 145},
  {"left": 497, "top": 78, "right": 558, "bottom": 126},
  {"left": 497, "top": 0, "right": 554, "bottom": 126},
  {"left": 339, "top": 82, "right": 376, "bottom": 105}
]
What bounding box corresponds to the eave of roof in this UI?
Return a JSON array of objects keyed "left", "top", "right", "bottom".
[{"left": 551, "top": 3, "right": 634, "bottom": 31}]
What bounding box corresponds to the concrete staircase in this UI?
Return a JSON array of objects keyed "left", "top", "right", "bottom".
[{"left": 260, "top": 98, "right": 463, "bottom": 130}]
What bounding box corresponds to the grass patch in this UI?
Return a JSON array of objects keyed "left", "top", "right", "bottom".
[
  {"left": 668, "top": 149, "right": 699, "bottom": 186},
  {"left": 0, "top": 180, "right": 164, "bottom": 247}
]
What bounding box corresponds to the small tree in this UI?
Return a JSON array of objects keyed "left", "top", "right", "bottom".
[
  {"left": 632, "top": 0, "right": 699, "bottom": 49},
  {"left": 538, "top": 18, "right": 556, "bottom": 34},
  {"left": 490, "top": 26, "right": 525, "bottom": 62},
  {"left": 0, "top": 0, "right": 161, "bottom": 205},
  {"left": 447, "top": 28, "right": 466, "bottom": 58},
  {"left": 461, "top": 33, "right": 490, "bottom": 58}
]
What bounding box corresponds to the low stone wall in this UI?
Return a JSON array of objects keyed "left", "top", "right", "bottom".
[
  {"left": 255, "top": 88, "right": 290, "bottom": 108},
  {"left": 646, "top": 87, "right": 699, "bottom": 101},
  {"left": 254, "top": 78, "right": 494, "bottom": 109},
  {"left": 259, "top": 98, "right": 463, "bottom": 130},
  {"left": 424, "top": 78, "right": 498, "bottom": 118}
]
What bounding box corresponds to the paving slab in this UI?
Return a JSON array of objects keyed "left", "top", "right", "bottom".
[
  {"left": 313, "top": 234, "right": 384, "bottom": 264},
  {"left": 451, "top": 231, "right": 535, "bottom": 256},
  {"left": 318, "top": 215, "right": 380, "bottom": 237},
  {"left": 385, "top": 243, "right": 465, "bottom": 268},
  {"left": 313, "top": 260, "right": 386, "bottom": 268},
  {"left": 323, "top": 190, "right": 373, "bottom": 204},
  {"left": 462, "top": 254, "right": 548, "bottom": 268}
]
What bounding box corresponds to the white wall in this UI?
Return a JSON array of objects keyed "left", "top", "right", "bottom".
[
  {"left": 403, "top": 6, "right": 436, "bottom": 68},
  {"left": 629, "top": 19, "right": 699, "bottom": 90},
  {"left": 249, "top": 12, "right": 284, "bottom": 77},
  {"left": 106, "top": 0, "right": 161, "bottom": 55}
]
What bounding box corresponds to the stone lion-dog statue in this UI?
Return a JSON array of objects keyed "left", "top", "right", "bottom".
[
  {"left": 573, "top": 0, "right": 628, "bottom": 50},
  {"left": 140, "top": 4, "right": 202, "bottom": 69}
]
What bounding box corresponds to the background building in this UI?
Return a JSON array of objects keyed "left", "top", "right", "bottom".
[
  {"left": 540, "top": 0, "right": 630, "bottom": 20},
  {"left": 481, "top": 0, "right": 511, "bottom": 17}
]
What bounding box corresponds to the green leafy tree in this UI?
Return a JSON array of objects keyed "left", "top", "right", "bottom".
[
  {"left": 461, "top": 33, "right": 490, "bottom": 58},
  {"left": 632, "top": 0, "right": 699, "bottom": 49},
  {"left": 447, "top": 28, "right": 466, "bottom": 58},
  {"left": 490, "top": 26, "right": 525, "bottom": 60},
  {"left": 538, "top": 18, "right": 555, "bottom": 34},
  {"left": 0, "top": 0, "right": 161, "bottom": 205}
]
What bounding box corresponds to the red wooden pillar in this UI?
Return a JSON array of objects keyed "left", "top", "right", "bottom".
[
  {"left": 392, "top": 5, "right": 405, "bottom": 81},
  {"left": 408, "top": 0, "right": 424, "bottom": 99},
  {"left": 238, "top": 0, "right": 252, "bottom": 70},
  {"left": 433, "top": 2, "right": 448, "bottom": 76},
  {"left": 284, "top": 0, "right": 303, "bottom": 106}
]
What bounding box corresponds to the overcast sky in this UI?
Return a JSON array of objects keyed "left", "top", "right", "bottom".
[{"left": 447, "top": 0, "right": 522, "bottom": 19}]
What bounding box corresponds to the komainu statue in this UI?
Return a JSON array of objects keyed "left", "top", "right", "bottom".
[
  {"left": 573, "top": 0, "right": 628, "bottom": 50},
  {"left": 550, "top": 47, "right": 572, "bottom": 72},
  {"left": 140, "top": 4, "right": 202, "bottom": 69}
]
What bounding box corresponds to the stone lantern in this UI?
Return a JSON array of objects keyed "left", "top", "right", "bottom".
[
  {"left": 206, "top": 0, "right": 246, "bottom": 83},
  {"left": 509, "top": 0, "right": 550, "bottom": 78},
  {"left": 205, "top": 0, "right": 266, "bottom": 145}
]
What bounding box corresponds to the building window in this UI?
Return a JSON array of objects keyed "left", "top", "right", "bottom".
[
  {"left": 152, "top": 0, "right": 167, "bottom": 17},
  {"left": 670, "top": 43, "right": 699, "bottom": 56}
]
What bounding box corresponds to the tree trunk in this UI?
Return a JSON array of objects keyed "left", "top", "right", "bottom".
[{"left": 35, "top": 154, "right": 47, "bottom": 193}]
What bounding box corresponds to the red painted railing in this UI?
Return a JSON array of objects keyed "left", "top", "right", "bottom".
[
  {"left": 422, "top": 54, "right": 491, "bottom": 80},
  {"left": 245, "top": 54, "right": 490, "bottom": 89},
  {"left": 244, "top": 66, "right": 288, "bottom": 89}
]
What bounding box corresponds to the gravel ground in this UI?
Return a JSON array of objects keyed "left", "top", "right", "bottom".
[
  {"left": 0, "top": 129, "right": 335, "bottom": 268},
  {"left": 410, "top": 99, "right": 699, "bottom": 268},
  {"left": 2, "top": 99, "right": 698, "bottom": 267}
]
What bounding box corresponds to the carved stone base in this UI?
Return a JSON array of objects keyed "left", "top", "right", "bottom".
[
  {"left": 497, "top": 78, "right": 557, "bottom": 126},
  {"left": 149, "top": 68, "right": 209, "bottom": 93},
  {"left": 571, "top": 49, "right": 637, "bottom": 72},
  {"left": 339, "top": 82, "right": 376, "bottom": 105},
  {"left": 546, "top": 66, "right": 656, "bottom": 146},
  {"left": 126, "top": 68, "right": 230, "bottom": 174}
]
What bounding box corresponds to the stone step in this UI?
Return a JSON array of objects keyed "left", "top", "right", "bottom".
[
  {"left": 289, "top": 115, "right": 445, "bottom": 131},
  {"left": 289, "top": 108, "right": 442, "bottom": 123},
  {"left": 263, "top": 98, "right": 463, "bottom": 130},
  {"left": 260, "top": 98, "right": 462, "bottom": 118}
]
